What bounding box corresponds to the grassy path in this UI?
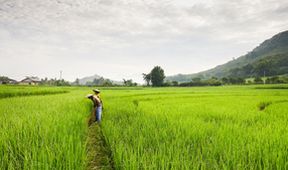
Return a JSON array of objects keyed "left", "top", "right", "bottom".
[{"left": 86, "top": 123, "right": 114, "bottom": 170}]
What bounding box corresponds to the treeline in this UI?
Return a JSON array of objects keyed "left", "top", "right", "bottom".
[
  {"left": 73, "top": 77, "right": 138, "bottom": 87},
  {"left": 142, "top": 66, "right": 165, "bottom": 87},
  {"left": 80, "top": 77, "right": 114, "bottom": 87},
  {"left": 0, "top": 76, "right": 70, "bottom": 86},
  {"left": 229, "top": 53, "right": 288, "bottom": 78},
  {"left": 0, "top": 76, "right": 16, "bottom": 84},
  {"left": 163, "top": 76, "right": 288, "bottom": 87},
  {"left": 40, "top": 78, "right": 70, "bottom": 86},
  {"left": 142, "top": 66, "right": 288, "bottom": 87},
  {"left": 252, "top": 76, "right": 288, "bottom": 84},
  {"left": 165, "top": 77, "right": 240, "bottom": 87}
]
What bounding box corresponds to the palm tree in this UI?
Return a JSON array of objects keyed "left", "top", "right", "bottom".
[{"left": 142, "top": 73, "right": 151, "bottom": 86}]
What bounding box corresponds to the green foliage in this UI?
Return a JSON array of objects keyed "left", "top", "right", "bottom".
[
  {"left": 74, "top": 78, "right": 80, "bottom": 85},
  {"left": 0, "top": 76, "right": 11, "bottom": 83},
  {"left": 123, "top": 79, "right": 137, "bottom": 86},
  {"left": 2, "top": 85, "right": 288, "bottom": 169},
  {"left": 228, "top": 53, "right": 288, "bottom": 78},
  {"left": 221, "top": 77, "right": 229, "bottom": 84},
  {"left": 151, "top": 66, "right": 165, "bottom": 86},
  {"left": 142, "top": 66, "right": 165, "bottom": 87},
  {"left": 40, "top": 78, "right": 70, "bottom": 86},
  {"left": 0, "top": 76, "right": 10, "bottom": 81},
  {"left": 166, "top": 30, "right": 288, "bottom": 82},
  {"left": 0, "top": 86, "right": 91, "bottom": 169},
  {"left": 102, "top": 85, "right": 288, "bottom": 169},
  {"left": 142, "top": 73, "right": 151, "bottom": 86},
  {"left": 86, "top": 77, "right": 104, "bottom": 86},
  {"left": 257, "top": 101, "right": 272, "bottom": 111},
  {"left": 171, "top": 81, "right": 178, "bottom": 86},
  {"left": 163, "top": 81, "right": 172, "bottom": 86},
  {"left": 102, "top": 80, "right": 114, "bottom": 87},
  {"left": 192, "top": 77, "right": 201, "bottom": 82},
  {"left": 0, "top": 76, "right": 17, "bottom": 84},
  {"left": 0, "top": 86, "right": 69, "bottom": 98},
  {"left": 84, "top": 77, "right": 117, "bottom": 87},
  {"left": 178, "top": 77, "right": 223, "bottom": 86},
  {"left": 266, "top": 76, "right": 287, "bottom": 84},
  {"left": 132, "top": 100, "right": 139, "bottom": 107},
  {"left": 86, "top": 123, "right": 113, "bottom": 170},
  {"left": 254, "top": 77, "right": 264, "bottom": 84}
]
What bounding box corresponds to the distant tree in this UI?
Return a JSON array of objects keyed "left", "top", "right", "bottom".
[
  {"left": 192, "top": 77, "right": 201, "bottom": 83},
  {"left": 163, "top": 81, "right": 172, "bottom": 87},
  {"left": 253, "top": 60, "right": 272, "bottom": 77},
  {"left": 254, "top": 77, "right": 263, "bottom": 84},
  {"left": 247, "top": 80, "right": 253, "bottom": 84},
  {"left": 40, "top": 77, "right": 49, "bottom": 85},
  {"left": 123, "top": 79, "right": 128, "bottom": 86},
  {"left": 236, "top": 77, "right": 245, "bottom": 84},
  {"left": 221, "top": 77, "right": 229, "bottom": 84},
  {"left": 55, "top": 79, "right": 70, "bottom": 86},
  {"left": 211, "top": 77, "right": 218, "bottom": 80},
  {"left": 123, "top": 79, "right": 136, "bottom": 86},
  {"left": 142, "top": 73, "right": 151, "bottom": 86},
  {"left": 102, "top": 80, "right": 113, "bottom": 86},
  {"left": 0, "top": 76, "right": 11, "bottom": 84},
  {"left": 85, "top": 81, "right": 93, "bottom": 86},
  {"left": 74, "top": 78, "right": 80, "bottom": 85},
  {"left": 172, "top": 81, "right": 178, "bottom": 86},
  {"left": 266, "top": 76, "right": 284, "bottom": 84},
  {"left": 282, "top": 77, "right": 288, "bottom": 84},
  {"left": 179, "top": 82, "right": 192, "bottom": 87},
  {"left": 226, "top": 77, "right": 245, "bottom": 84},
  {"left": 227, "top": 77, "right": 235, "bottom": 84},
  {"left": 205, "top": 78, "right": 222, "bottom": 86},
  {"left": 38, "top": 77, "right": 69, "bottom": 86},
  {"left": 92, "top": 78, "right": 98, "bottom": 85},
  {"left": 92, "top": 77, "right": 105, "bottom": 85},
  {"left": 191, "top": 77, "right": 204, "bottom": 86},
  {"left": 150, "top": 66, "right": 165, "bottom": 87}
]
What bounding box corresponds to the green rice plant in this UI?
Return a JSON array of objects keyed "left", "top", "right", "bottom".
[
  {"left": 0, "top": 87, "right": 92, "bottom": 170},
  {"left": 257, "top": 101, "right": 272, "bottom": 111},
  {"left": 101, "top": 85, "right": 288, "bottom": 169},
  {"left": 1, "top": 85, "right": 288, "bottom": 169},
  {"left": 0, "top": 85, "right": 69, "bottom": 98}
]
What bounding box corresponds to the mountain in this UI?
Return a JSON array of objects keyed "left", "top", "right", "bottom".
[
  {"left": 166, "top": 30, "right": 288, "bottom": 82},
  {"left": 77, "top": 74, "right": 122, "bottom": 85},
  {"left": 78, "top": 74, "right": 101, "bottom": 85}
]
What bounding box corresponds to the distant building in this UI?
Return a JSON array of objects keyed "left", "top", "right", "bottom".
[
  {"left": 0, "top": 78, "right": 17, "bottom": 84},
  {"left": 20, "top": 76, "right": 41, "bottom": 85}
]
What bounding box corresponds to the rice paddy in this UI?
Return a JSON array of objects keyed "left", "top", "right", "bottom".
[{"left": 1, "top": 85, "right": 288, "bottom": 169}]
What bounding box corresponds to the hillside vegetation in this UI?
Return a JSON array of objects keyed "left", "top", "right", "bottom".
[{"left": 167, "top": 30, "right": 288, "bottom": 82}]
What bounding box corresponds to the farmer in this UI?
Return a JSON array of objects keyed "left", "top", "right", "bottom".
[{"left": 86, "top": 89, "right": 103, "bottom": 122}]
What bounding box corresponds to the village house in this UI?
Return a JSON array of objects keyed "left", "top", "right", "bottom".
[
  {"left": 19, "top": 76, "right": 41, "bottom": 85},
  {"left": 0, "top": 77, "right": 17, "bottom": 84}
]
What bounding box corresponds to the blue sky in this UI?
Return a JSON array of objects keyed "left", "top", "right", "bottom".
[{"left": 0, "top": 0, "right": 288, "bottom": 83}]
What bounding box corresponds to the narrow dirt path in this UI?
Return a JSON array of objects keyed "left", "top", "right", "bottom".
[{"left": 87, "top": 123, "right": 114, "bottom": 170}]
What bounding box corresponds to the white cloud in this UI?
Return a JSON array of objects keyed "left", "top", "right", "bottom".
[{"left": 0, "top": 0, "right": 288, "bottom": 82}]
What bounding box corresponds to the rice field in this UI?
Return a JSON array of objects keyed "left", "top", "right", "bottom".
[
  {"left": 0, "top": 86, "right": 90, "bottom": 169},
  {"left": 1, "top": 85, "right": 288, "bottom": 169}
]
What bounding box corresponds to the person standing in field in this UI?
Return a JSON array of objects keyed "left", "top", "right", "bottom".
[
  {"left": 87, "top": 89, "right": 103, "bottom": 123},
  {"left": 93, "top": 89, "right": 103, "bottom": 122}
]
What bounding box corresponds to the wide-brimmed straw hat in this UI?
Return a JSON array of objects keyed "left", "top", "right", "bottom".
[{"left": 93, "top": 89, "right": 100, "bottom": 93}]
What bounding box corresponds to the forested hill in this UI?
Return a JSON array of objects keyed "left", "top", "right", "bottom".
[
  {"left": 166, "top": 30, "right": 288, "bottom": 82},
  {"left": 77, "top": 74, "right": 122, "bottom": 85}
]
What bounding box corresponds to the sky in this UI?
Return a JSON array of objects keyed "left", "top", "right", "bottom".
[{"left": 0, "top": 0, "right": 288, "bottom": 83}]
